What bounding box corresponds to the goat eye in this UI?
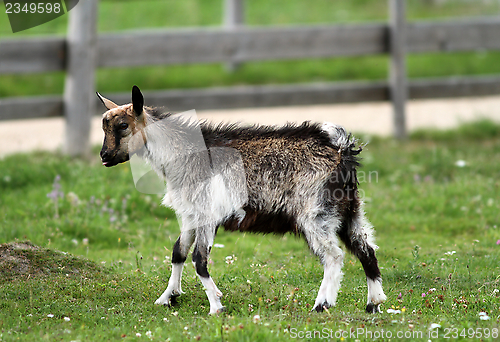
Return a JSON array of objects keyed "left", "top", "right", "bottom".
[{"left": 119, "top": 123, "right": 129, "bottom": 130}]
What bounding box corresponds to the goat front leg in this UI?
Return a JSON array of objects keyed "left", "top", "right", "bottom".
[{"left": 155, "top": 229, "right": 195, "bottom": 306}]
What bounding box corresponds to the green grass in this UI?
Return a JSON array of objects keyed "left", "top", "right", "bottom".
[
  {"left": 1, "top": 121, "right": 499, "bottom": 341},
  {"left": 1, "top": 0, "right": 500, "bottom": 98}
]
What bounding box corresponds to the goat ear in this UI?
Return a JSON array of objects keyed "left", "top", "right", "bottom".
[
  {"left": 96, "top": 92, "right": 118, "bottom": 110},
  {"left": 132, "top": 85, "right": 144, "bottom": 117}
]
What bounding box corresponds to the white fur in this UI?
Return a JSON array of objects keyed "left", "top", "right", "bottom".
[
  {"left": 162, "top": 192, "right": 173, "bottom": 207},
  {"left": 155, "top": 263, "right": 184, "bottom": 305},
  {"left": 195, "top": 266, "right": 225, "bottom": 315},
  {"left": 155, "top": 230, "right": 195, "bottom": 306},
  {"left": 300, "top": 209, "right": 345, "bottom": 310},
  {"left": 321, "top": 122, "right": 354, "bottom": 150},
  {"left": 313, "top": 250, "right": 344, "bottom": 309},
  {"left": 156, "top": 146, "right": 247, "bottom": 233},
  {"left": 352, "top": 207, "right": 378, "bottom": 249},
  {"left": 352, "top": 209, "right": 386, "bottom": 307},
  {"left": 367, "top": 278, "right": 387, "bottom": 306},
  {"left": 235, "top": 208, "right": 246, "bottom": 226}
]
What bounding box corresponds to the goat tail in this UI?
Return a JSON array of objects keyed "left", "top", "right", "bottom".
[
  {"left": 321, "top": 122, "right": 362, "bottom": 195},
  {"left": 321, "top": 122, "right": 362, "bottom": 159}
]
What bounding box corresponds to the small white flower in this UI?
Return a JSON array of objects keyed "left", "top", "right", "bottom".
[
  {"left": 444, "top": 251, "right": 456, "bottom": 256},
  {"left": 145, "top": 330, "right": 152, "bottom": 338},
  {"left": 252, "top": 314, "right": 261, "bottom": 324},
  {"left": 386, "top": 309, "right": 401, "bottom": 314},
  {"left": 479, "top": 312, "right": 491, "bottom": 320},
  {"left": 455, "top": 160, "right": 467, "bottom": 167},
  {"left": 225, "top": 255, "right": 237, "bottom": 264},
  {"left": 428, "top": 288, "right": 437, "bottom": 293},
  {"left": 64, "top": 317, "right": 70, "bottom": 322},
  {"left": 214, "top": 243, "right": 225, "bottom": 248},
  {"left": 136, "top": 332, "right": 141, "bottom": 337},
  {"left": 163, "top": 317, "right": 169, "bottom": 322},
  {"left": 71, "top": 239, "right": 78, "bottom": 246},
  {"left": 47, "top": 314, "right": 54, "bottom": 318},
  {"left": 82, "top": 238, "right": 89, "bottom": 245},
  {"left": 430, "top": 323, "right": 441, "bottom": 330}
]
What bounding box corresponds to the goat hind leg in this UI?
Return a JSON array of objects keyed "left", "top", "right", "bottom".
[{"left": 339, "top": 211, "right": 386, "bottom": 313}]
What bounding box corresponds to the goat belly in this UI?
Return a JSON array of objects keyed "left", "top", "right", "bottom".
[{"left": 222, "top": 207, "right": 299, "bottom": 235}]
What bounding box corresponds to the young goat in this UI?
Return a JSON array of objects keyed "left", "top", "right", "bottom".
[{"left": 98, "top": 86, "right": 386, "bottom": 315}]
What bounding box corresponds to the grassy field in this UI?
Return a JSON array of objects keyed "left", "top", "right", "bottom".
[
  {"left": 0, "top": 121, "right": 499, "bottom": 341},
  {"left": 1, "top": 0, "right": 500, "bottom": 98}
]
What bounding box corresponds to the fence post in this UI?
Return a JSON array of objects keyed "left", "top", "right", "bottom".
[
  {"left": 63, "top": 0, "right": 98, "bottom": 156},
  {"left": 389, "top": 0, "right": 408, "bottom": 139},
  {"left": 224, "top": 0, "right": 244, "bottom": 72}
]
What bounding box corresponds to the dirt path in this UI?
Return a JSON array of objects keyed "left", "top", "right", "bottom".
[{"left": 1, "top": 96, "right": 500, "bottom": 157}]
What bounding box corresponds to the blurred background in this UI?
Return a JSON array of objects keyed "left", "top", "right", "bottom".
[{"left": 1, "top": 0, "right": 500, "bottom": 156}]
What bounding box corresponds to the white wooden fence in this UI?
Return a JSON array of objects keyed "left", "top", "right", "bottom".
[{"left": 1, "top": 0, "right": 500, "bottom": 154}]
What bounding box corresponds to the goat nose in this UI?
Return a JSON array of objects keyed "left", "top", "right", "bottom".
[{"left": 100, "top": 150, "right": 109, "bottom": 160}]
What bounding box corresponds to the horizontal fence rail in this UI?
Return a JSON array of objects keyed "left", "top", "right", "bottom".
[
  {"left": 3, "top": 75, "right": 500, "bottom": 121},
  {"left": 96, "top": 24, "right": 388, "bottom": 67},
  {"left": 0, "top": 37, "right": 66, "bottom": 74},
  {"left": 2, "top": 18, "right": 500, "bottom": 74}
]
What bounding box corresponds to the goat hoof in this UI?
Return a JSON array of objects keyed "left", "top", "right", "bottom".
[
  {"left": 312, "top": 302, "right": 331, "bottom": 313},
  {"left": 167, "top": 291, "right": 181, "bottom": 305},
  {"left": 154, "top": 297, "right": 169, "bottom": 306},
  {"left": 208, "top": 307, "right": 226, "bottom": 315},
  {"left": 365, "top": 303, "right": 380, "bottom": 314}
]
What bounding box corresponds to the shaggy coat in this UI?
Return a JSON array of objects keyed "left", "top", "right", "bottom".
[{"left": 98, "top": 86, "right": 386, "bottom": 314}]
